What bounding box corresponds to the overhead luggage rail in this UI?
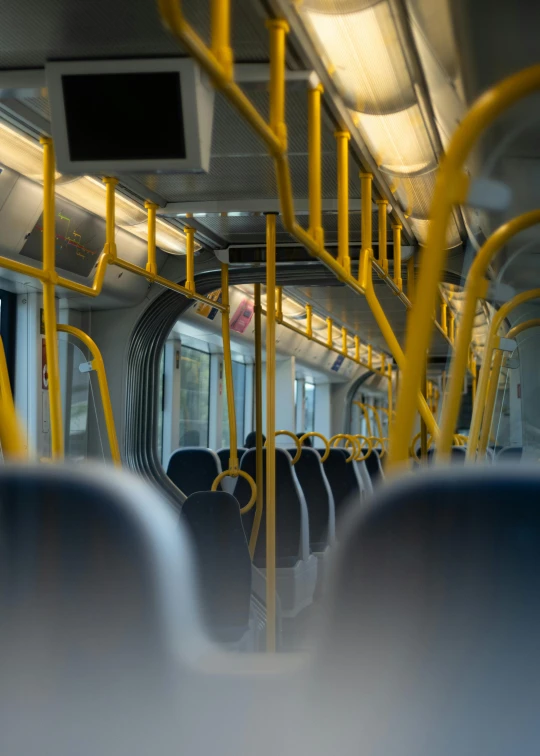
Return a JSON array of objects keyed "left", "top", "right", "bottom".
[{"left": 389, "top": 63, "right": 540, "bottom": 467}]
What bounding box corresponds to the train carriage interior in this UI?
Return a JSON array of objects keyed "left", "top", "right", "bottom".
[{"left": 1, "top": 0, "right": 540, "bottom": 753}]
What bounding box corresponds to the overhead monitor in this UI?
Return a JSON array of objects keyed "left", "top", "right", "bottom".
[{"left": 46, "top": 58, "right": 214, "bottom": 175}]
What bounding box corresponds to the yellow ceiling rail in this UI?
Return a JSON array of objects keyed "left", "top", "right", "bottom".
[
  {"left": 390, "top": 64, "right": 540, "bottom": 468},
  {"left": 57, "top": 324, "right": 121, "bottom": 466},
  {"left": 341, "top": 327, "right": 348, "bottom": 357},
  {"left": 438, "top": 210, "right": 540, "bottom": 457},
  {"left": 326, "top": 317, "right": 333, "bottom": 349},
  {"left": 335, "top": 130, "right": 351, "bottom": 274},
  {"left": 0, "top": 335, "right": 26, "bottom": 459},
  {"left": 305, "top": 303, "right": 313, "bottom": 338},
  {"left": 376, "top": 199, "right": 389, "bottom": 274},
  {"left": 308, "top": 84, "right": 324, "bottom": 247},
  {"left": 393, "top": 223, "right": 403, "bottom": 292},
  {"left": 354, "top": 335, "right": 360, "bottom": 362},
  {"left": 467, "top": 287, "right": 540, "bottom": 461},
  {"left": 145, "top": 200, "right": 159, "bottom": 276}
]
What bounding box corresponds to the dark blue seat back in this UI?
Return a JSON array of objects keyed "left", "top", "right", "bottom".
[
  {"left": 288, "top": 447, "right": 334, "bottom": 551},
  {"left": 497, "top": 446, "right": 523, "bottom": 462},
  {"left": 361, "top": 448, "right": 383, "bottom": 482},
  {"left": 235, "top": 448, "right": 308, "bottom": 568},
  {"left": 316, "top": 466, "right": 540, "bottom": 753},
  {"left": 181, "top": 491, "right": 251, "bottom": 643},
  {"left": 217, "top": 447, "right": 247, "bottom": 472},
  {"left": 319, "top": 448, "right": 362, "bottom": 520},
  {"left": 166, "top": 447, "right": 221, "bottom": 496},
  {"left": 426, "top": 446, "right": 467, "bottom": 464}
]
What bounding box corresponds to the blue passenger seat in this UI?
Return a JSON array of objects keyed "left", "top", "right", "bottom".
[
  {"left": 497, "top": 446, "right": 523, "bottom": 462},
  {"left": 288, "top": 447, "right": 335, "bottom": 553},
  {"left": 318, "top": 448, "right": 363, "bottom": 520},
  {"left": 166, "top": 447, "right": 222, "bottom": 495},
  {"left": 181, "top": 491, "right": 252, "bottom": 644},
  {"left": 310, "top": 465, "right": 540, "bottom": 755}
]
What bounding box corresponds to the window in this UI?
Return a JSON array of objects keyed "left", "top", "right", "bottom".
[
  {"left": 305, "top": 382, "right": 316, "bottom": 433},
  {"left": 179, "top": 346, "right": 210, "bottom": 447},
  {"left": 221, "top": 359, "right": 246, "bottom": 448}
]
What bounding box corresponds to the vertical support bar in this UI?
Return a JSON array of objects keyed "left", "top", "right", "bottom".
[
  {"left": 359, "top": 172, "right": 373, "bottom": 286},
  {"left": 354, "top": 335, "right": 360, "bottom": 363},
  {"left": 185, "top": 226, "right": 196, "bottom": 293},
  {"left": 276, "top": 286, "right": 283, "bottom": 321},
  {"left": 376, "top": 199, "right": 388, "bottom": 274},
  {"left": 306, "top": 304, "right": 313, "bottom": 338},
  {"left": 145, "top": 201, "right": 158, "bottom": 276},
  {"left": 335, "top": 130, "right": 351, "bottom": 274},
  {"left": 387, "top": 363, "right": 393, "bottom": 418},
  {"left": 326, "top": 317, "right": 333, "bottom": 348},
  {"left": 368, "top": 344, "right": 373, "bottom": 370},
  {"left": 449, "top": 311, "right": 455, "bottom": 343},
  {"left": 102, "top": 177, "right": 118, "bottom": 260},
  {"left": 478, "top": 350, "right": 504, "bottom": 458},
  {"left": 441, "top": 299, "right": 448, "bottom": 334},
  {"left": 341, "top": 327, "right": 348, "bottom": 356},
  {"left": 471, "top": 350, "right": 477, "bottom": 403},
  {"left": 211, "top": 0, "right": 233, "bottom": 79},
  {"left": 40, "top": 136, "right": 63, "bottom": 459},
  {"left": 420, "top": 359, "right": 428, "bottom": 459},
  {"left": 250, "top": 283, "right": 264, "bottom": 560},
  {"left": 381, "top": 354, "right": 386, "bottom": 375},
  {"left": 265, "top": 214, "right": 277, "bottom": 652},
  {"left": 308, "top": 84, "right": 324, "bottom": 247},
  {"left": 407, "top": 256, "right": 415, "bottom": 302},
  {"left": 221, "top": 264, "right": 238, "bottom": 472},
  {"left": 393, "top": 222, "right": 403, "bottom": 291},
  {"left": 267, "top": 20, "right": 289, "bottom": 144},
  {"left": 0, "top": 335, "right": 26, "bottom": 458}
]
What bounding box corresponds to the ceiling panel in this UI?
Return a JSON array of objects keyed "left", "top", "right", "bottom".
[{"left": 0, "top": 0, "right": 268, "bottom": 68}]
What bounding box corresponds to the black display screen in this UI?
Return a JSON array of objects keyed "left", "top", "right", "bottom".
[{"left": 61, "top": 71, "right": 186, "bottom": 161}]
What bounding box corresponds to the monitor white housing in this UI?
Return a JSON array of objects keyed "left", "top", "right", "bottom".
[{"left": 46, "top": 58, "right": 214, "bottom": 175}]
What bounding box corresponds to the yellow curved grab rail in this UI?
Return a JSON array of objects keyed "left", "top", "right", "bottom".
[
  {"left": 299, "top": 431, "right": 330, "bottom": 462},
  {"left": 468, "top": 287, "right": 540, "bottom": 460},
  {"left": 390, "top": 64, "right": 540, "bottom": 467},
  {"left": 475, "top": 318, "right": 540, "bottom": 460},
  {"left": 352, "top": 434, "right": 373, "bottom": 462},
  {"left": 438, "top": 210, "right": 540, "bottom": 457},
  {"left": 212, "top": 469, "right": 257, "bottom": 515},
  {"left": 57, "top": 325, "right": 121, "bottom": 466},
  {"left": 266, "top": 430, "right": 302, "bottom": 464},
  {"left": 0, "top": 335, "right": 26, "bottom": 459},
  {"left": 220, "top": 263, "right": 239, "bottom": 475},
  {"left": 409, "top": 432, "right": 433, "bottom": 462},
  {"left": 329, "top": 433, "right": 360, "bottom": 463}
]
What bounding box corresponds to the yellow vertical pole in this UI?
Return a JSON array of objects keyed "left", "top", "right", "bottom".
[
  {"left": 477, "top": 350, "right": 504, "bottom": 458},
  {"left": 341, "top": 327, "right": 348, "bottom": 356},
  {"left": 387, "top": 363, "right": 393, "bottom": 417},
  {"left": 306, "top": 304, "right": 313, "bottom": 338},
  {"left": 40, "top": 137, "right": 63, "bottom": 459},
  {"left": 407, "top": 256, "right": 415, "bottom": 302},
  {"left": 211, "top": 0, "right": 233, "bottom": 79},
  {"left": 354, "top": 335, "right": 360, "bottom": 363},
  {"left": 441, "top": 299, "right": 448, "bottom": 335},
  {"left": 420, "top": 360, "right": 428, "bottom": 459},
  {"left": 326, "top": 317, "right": 333, "bottom": 348},
  {"left": 377, "top": 199, "right": 388, "bottom": 274},
  {"left": 308, "top": 84, "right": 324, "bottom": 247},
  {"left": 267, "top": 19, "right": 289, "bottom": 142},
  {"left": 393, "top": 222, "right": 403, "bottom": 291},
  {"left": 335, "top": 130, "right": 351, "bottom": 274},
  {"left": 368, "top": 344, "right": 373, "bottom": 370},
  {"left": 471, "top": 350, "right": 477, "bottom": 403},
  {"left": 359, "top": 173, "right": 373, "bottom": 286},
  {"left": 184, "top": 226, "right": 196, "bottom": 293},
  {"left": 381, "top": 353, "right": 386, "bottom": 375},
  {"left": 276, "top": 286, "right": 283, "bottom": 321},
  {"left": 102, "top": 177, "right": 118, "bottom": 260},
  {"left": 449, "top": 311, "right": 455, "bottom": 343},
  {"left": 265, "top": 213, "right": 277, "bottom": 652},
  {"left": 0, "top": 335, "right": 26, "bottom": 458},
  {"left": 145, "top": 201, "right": 158, "bottom": 276},
  {"left": 221, "top": 264, "right": 238, "bottom": 473},
  {"left": 250, "top": 283, "right": 264, "bottom": 560}
]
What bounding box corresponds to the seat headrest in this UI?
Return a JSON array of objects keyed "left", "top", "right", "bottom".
[{"left": 166, "top": 447, "right": 221, "bottom": 496}]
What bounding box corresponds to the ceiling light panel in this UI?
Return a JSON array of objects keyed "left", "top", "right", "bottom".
[
  {"left": 409, "top": 215, "right": 461, "bottom": 249},
  {"left": 300, "top": 0, "right": 416, "bottom": 115},
  {"left": 354, "top": 103, "right": 437, "bottom": 176},
  {"left": 56, "top": 177, "right": 147, "bottom": 227}
]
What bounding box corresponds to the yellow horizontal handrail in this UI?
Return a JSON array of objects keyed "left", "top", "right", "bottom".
[
  {"left": 57, "top": 324, "right": 121, "bottom": 466},
  {"left": 299, "top": 431, "right": 330, "bottom": 462},
  {"left": 391, "top": 64, "right": 540, "bottom": 468}
]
